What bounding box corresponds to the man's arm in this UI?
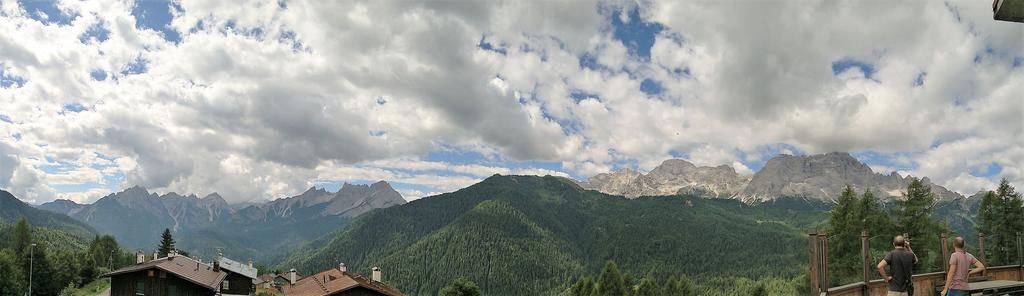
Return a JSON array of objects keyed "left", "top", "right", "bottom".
[
  {"left": 941, "top": 262, "right": 956, "bottom": 294},
  {"left": 908, "top": 245, "right": 919, "bottom": 264},
  {"left": 970, "top": 260, "right": 986, "bottom": 276},
  {"left": 877, "top": 259, "right": 890, "bottom": 282}
]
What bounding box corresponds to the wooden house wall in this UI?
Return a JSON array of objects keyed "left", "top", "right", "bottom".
[{"left": 109, "top": 269, "right": 216, "bottom": 296}]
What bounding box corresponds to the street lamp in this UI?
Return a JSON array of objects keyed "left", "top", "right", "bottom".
[{"left": 28, "top": 243, "right": 36, "bottom": 296}]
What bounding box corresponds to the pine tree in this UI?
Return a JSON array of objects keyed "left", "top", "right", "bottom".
[
  {"left": 751, "top": 283, "right": 768, "bottom": 296},
  {"left": 977, "top": 190, "right": 1001, "bottom": 253},
  {"left": 856, "top": 190, "right": 892, "bottom": 234},
  {"left": 594, "top": 261, "right": 625, "bottom": 296},
  {"left": 13, "top": 217, "right": 31, "bottom": 259},
  {"left": 439, "top": 277, "right": 481, "bottom": 296},
  {"left": 569, "top": 276, "right": 595, "bottom": 296},
  {"left": 662, "top": 275, "right": 695, "bottom": 296},
  {"left": 0, "top": 250, "right": 24, "bottom": 296},
  {"left": 996, "top": 179, "right": 1023, "bottom": 265},
  {"left": 158, "top": 228, "right": 175, "bottom": 258},
  {"left": 894, "top": 177, "right": 945, "bottom": 270},
  {"left": 828, "top": 186, "right": 860, "bottom": 280},
  {"left": 633, "top": 277, "right": 659, "bottom": 296}
]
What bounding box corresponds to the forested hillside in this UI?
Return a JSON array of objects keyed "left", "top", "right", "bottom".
[
  {"left": 0, "top": 190, "right": 96, "bottom": 240},
  {"left": 281, "top": 175, "right": 819, "bottom": 295}
]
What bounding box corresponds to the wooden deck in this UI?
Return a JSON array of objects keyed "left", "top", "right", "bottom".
[{"left": 824, "top": 266, "right": 1024, "bottom": 296}]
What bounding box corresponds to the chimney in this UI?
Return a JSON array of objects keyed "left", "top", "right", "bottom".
[
  {"left": 213, "top": 260, "right": 220, "bottom": 272},
  {"left": 136, "top": 250, "right": 145, "bottom": 264},
  {"left": 289, "top": 269, "right": 297, "bottom": 285},
  {"left": 338, "top": 262, "right": 347, "bottom": 272},
  {"left": 153, "top": 251, "right": 158, "bottom": 260},
  {"left": 371, "top": 267, "right": 381, "bottom": 282},
  {"left": 248, "top": 258, "right": 254, "bottom": 268}
]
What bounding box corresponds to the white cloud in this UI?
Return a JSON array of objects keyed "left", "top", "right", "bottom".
[{"left": 0, "top": 0, "right": 1020, "bottom": 203}]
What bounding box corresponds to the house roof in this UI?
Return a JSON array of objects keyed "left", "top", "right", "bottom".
[
  {"left": 102, "top": 255, "right": 228, "bottom": 290},
  {"left": 281, "top": 268, "right": 403, "bottom": 296},
  {"left": 218, "top": 257, "right": 258, "bottom": 279}
]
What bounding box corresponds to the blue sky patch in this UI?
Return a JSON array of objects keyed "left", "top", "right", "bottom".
[
  {"left": 913, "top": 71, "right": 926, "bottom": 86},
  {"left": 0, "top": 114, "right": 12, "bottom": 124},
  {"left": 121, "top": 56, "right": 148, "bottom": 76},
  {"left": 570, "top": 89, "right": 599, "bottom": 103},
  {"left": 831, "top": 58, "right": 876, "bottom": 79},
  {"left": 610, "top": 7, "right": 663, "bottom": 60},
  {"left": 132, "top": 0, "right": 182, "bottom": 43},
  {"left": 0, "top": 67, "right": 27, "bottom": 88},
  {"left": 63, "top": 103, "right": 87, "bottom": 113},
  {"left": 79, "top": 21, "right": 110, "bottom": 43},
  {"left": 89, "top": 69, "right": 108, "bottom": 81},
  {"left": 579, "top": 53, "right": 605, "bottom": 71},
  {"left": 971, "top": 162, "right": 1002, "bottom": 178},
  {"left": 18, "top": 0, "right": 77, "bottom": 25},
  {"left": 478, "top": 36, "right": 507, "bottom": 55},
  {"left": 279, "top": 30, "right": 305, "bottom": 52},
  {"left": 640, "top": 78, "right": 663, "bottom": 95}
]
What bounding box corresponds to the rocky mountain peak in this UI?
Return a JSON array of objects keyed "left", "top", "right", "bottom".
[
  {"left": 581, "top": 159, "right": 749, "bottom": 199},
  {"left": 583, "top": 152, "right": 964, "bottom": 203}
]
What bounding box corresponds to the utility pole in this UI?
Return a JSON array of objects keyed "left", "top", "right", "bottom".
[{"left": 28, "top": 243, "right": 36, "bottom": 296}]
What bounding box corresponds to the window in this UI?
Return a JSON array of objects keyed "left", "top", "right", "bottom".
[
  {"left": 222, "top": 280, "right": 230, "bottom": 290},
  {"left": 135, "top": 281, "right": 145, "bottom": 295},
  {"left": 168, "top": 285, "right": 177, "bottom": 296}
]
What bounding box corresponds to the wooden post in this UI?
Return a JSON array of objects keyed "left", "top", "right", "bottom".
[
  {"left": 941, "top": 233, "right": 949, "bottom": 273},
  {"left": 809, "top": 230, "right": 820, "bottom": 296},
  {"left": 980, "top": 233, "right": 987, "bottom": 276},
  {"left": 820, "top": 231, "right": 829, "bottom": 291},
  {"left": 861, "top": 230, "right": 870, "bottom": 296}
]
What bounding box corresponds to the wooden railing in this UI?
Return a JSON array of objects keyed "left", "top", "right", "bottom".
[{"left": 809, "top": 230, "right": 1024, "bottom": 296}]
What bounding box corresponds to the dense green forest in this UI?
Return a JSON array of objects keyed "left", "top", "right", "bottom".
[
  {"left": 280, "top": 175, "right": 822, "bottom": 295},
  {"left": 0, "top": 218, "right": 134, "bottom": 296}
]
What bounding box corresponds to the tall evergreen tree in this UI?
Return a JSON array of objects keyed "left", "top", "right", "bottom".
[
  {"left": 855, "top": 190, "right": 892, "bottom": 234},
  {"left": 569, "top": 276, "right": 595, "bottom": 296},
  {"left": 977, "top": 189, "right": 1001, "bottom": 251},
  {"left": 439, "top": 277, "right": 481, "bottom": 296},
  {"left": 13, "top": 217, "right": 31, "bottom": 259},
  {"left": 633, "top": 277, "right": 659, "bottom": 296},
  {"left": 158, "top": 228, "right": 175, "bottom": 258},
  {"left": 0, "top": 250, "right": 24, "bottom": 296},
  {"left": 894, "top": 177, "right": 945, "bottom": 270},
  {"left": 661, "top": 275, "right": 695, "bottom": 296},
  {"left": 997, "top": 179, "right": 1023, "bottom": 265},
  {"left": 594, "top": 261, "right": 626, "bottom": 296}
]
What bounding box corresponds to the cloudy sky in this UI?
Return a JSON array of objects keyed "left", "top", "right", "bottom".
[{"left": 0, "top": 0, "right": 1021, "bottom": 204}]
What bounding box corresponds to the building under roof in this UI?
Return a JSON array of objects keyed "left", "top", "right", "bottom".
[{"left": 103, "top": 251, "right": 258, "bottom": 296}]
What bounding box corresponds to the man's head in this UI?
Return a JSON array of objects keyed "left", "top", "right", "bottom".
[
  {"left": 954, "top": 236, "right": 966, "bottom": 249},
  {"left": 893, "top": 235, "right": 906, "bottom": 248}
]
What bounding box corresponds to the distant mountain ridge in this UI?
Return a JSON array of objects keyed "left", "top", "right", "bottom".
[
  {"left": 37, "top": 181, "right": 405, "bottom": 260},
  {"left": 581, "top": 152, "right": 963, "bottom": 203},
  {"left": 0, "top": 189, "right": 97, "bottom": 240},
  {"left": 281, "top": 175, "right": 816, "bottom": 295}
]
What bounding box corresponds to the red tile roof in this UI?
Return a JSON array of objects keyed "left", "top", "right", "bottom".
[{"left": 280, "top": 268, "right": 403, "bottom": 296}]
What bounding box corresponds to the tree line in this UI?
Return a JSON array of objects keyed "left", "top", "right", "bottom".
[
  {"left": 827, "top": 177, "right": 1023, "bottom": 285},
  {"left": 0, "top": 217, "right": 134, "bottom": 296}
]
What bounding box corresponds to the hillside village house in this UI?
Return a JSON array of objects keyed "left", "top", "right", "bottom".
[
  {"left": 103, "top": 250, "right": 258, "bottom": 296},
  {"left": 274, "top": 263, "right": 404, "bottom": 296}
]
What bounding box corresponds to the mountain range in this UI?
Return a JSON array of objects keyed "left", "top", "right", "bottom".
[
  {"left": 280, "top": 175, "right": 820, "bottom": 295},
  {"left": 37, "top": 181, "right": 405, "bottom": 260},
  {"left": 580, "top": 152, "right": 963, "bottom": 203}
]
